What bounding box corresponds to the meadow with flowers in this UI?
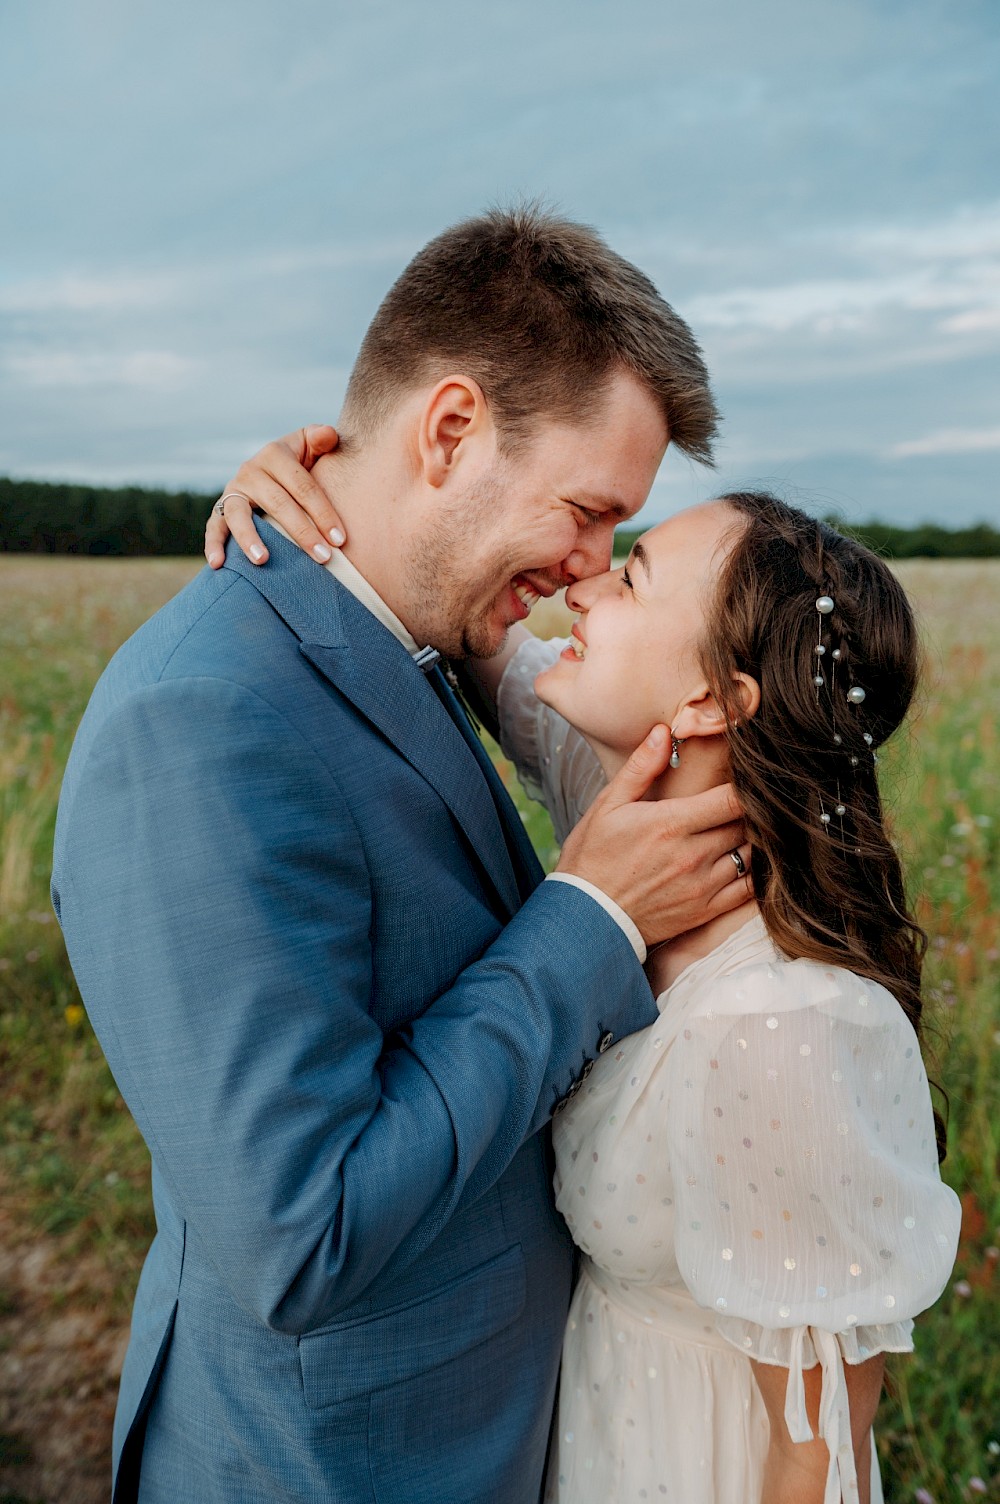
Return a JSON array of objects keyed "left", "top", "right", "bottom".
[{"left": 0, "top": 554, "right": 997, "bottom": 1503}]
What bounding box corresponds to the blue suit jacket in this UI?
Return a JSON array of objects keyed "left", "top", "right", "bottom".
[{"left": 52, "top": 530, "right": 657, "bottom": 1503}]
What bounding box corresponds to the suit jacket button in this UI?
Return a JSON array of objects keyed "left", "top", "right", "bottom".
[
  {"left": 580, "top": 1058, "right": 595, "bottom": 1080},
  {"left": 598, "top": 1030, "right": 614, "bottom": 1054},
  {"left": 551, "top": 1096, "right": 567, "bottom": 1116}
]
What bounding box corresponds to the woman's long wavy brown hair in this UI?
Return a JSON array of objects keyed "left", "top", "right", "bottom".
[{"left": 700, "top": 491, "right": 945, "bottom": 1156}]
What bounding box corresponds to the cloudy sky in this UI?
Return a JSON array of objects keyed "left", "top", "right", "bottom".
[{"left": 2, "top": 0, "right": 998, "bottom": 525}]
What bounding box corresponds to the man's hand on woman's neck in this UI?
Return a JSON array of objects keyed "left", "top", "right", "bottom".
[{"left": 582, "top": 734, "right": 759, "bottom": 995}]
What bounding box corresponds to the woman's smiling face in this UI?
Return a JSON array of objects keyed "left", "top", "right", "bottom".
[{"left": 534, "top": 499, "right": 745, "bottom": 758}]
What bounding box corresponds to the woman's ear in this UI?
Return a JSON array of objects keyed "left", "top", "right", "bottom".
[
  {"left": 418, "top": 375, "right": 491, "bottom": 487},
  {"left": 671, "top": 673, "right": 760, "bottom": 740}
]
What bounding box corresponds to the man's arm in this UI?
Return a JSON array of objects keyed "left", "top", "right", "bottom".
[{"left": 54, "top": 675, "right": 656, "bottom": 1336}]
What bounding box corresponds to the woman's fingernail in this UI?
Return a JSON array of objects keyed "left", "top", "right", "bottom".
[
  {"left": 250, "top": 544, "right": 265, "bottom": 562},
  {"left": 312, "top": 542, "right": 333, "bottom": 562},
  {"left": 647, "top": 725, "right": 666, "bottom": 748},
  {"left": 329, "top": 528, "right": 345, "bottom": 547}
]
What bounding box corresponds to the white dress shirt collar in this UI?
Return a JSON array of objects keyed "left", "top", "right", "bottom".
[{"left": 265, "top": 519, "right": 420, "bottom": 654}]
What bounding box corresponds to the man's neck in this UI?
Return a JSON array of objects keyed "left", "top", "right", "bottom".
[{"left": 312, "top": 451, "right": 417, "bottom": 633}]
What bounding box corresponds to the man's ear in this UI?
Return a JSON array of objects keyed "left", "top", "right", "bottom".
[
  {"left": 418, "top": 375, "right": 492, "bottom": 487},
  {"left": 671, "top": 673, "right": 760, "bottom": 740}
]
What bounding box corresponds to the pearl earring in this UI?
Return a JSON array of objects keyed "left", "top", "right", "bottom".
[{"left": 669, "top": 737, "right": 683, "bottom": 769}]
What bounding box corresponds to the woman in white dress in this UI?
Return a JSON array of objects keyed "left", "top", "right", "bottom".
[
  {"left": 487, "top": 491, "right": 960, "bottom": 1504},
  {"left": 211, "top": 477, "right": 960, "bottom": 1504}
]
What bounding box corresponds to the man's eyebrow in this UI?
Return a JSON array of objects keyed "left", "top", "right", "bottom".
[{"left": 631, "top": 540, "right": 652, "bottom": 578}]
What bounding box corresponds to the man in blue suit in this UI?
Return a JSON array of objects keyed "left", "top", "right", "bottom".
[{"left": 52, "top": 207, "right": 747, "bottom": 1503}]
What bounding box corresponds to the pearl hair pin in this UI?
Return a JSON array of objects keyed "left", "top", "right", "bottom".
[
  {"left": 814, "top": 594, "right": 869, "bottom": 708},
  {"left": 811, "top": 590, "right": 877, "bottom": 836},
  {"left": 814, "top": 596, "right": 834, "bottom": 693}
]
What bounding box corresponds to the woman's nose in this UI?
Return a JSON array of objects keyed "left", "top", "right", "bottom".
[
  {"left": 566, "top": 568, "right": 619, "bottom": 613},
  {"left": 565, "top": 578, "right": 591, "bottom": 613}
]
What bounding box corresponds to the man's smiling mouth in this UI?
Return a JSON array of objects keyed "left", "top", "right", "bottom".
[{"left": 512, "top": 577, "right": 541, "bottom": 612}]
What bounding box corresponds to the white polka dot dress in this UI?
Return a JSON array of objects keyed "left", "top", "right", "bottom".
[{"left": 499, "top": 639, "right": 962, "bottom": 1504}]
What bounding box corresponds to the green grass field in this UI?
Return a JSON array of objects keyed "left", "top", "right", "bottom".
[{"left": 1, "top": 555, "right": 998, "bottom": 1502}]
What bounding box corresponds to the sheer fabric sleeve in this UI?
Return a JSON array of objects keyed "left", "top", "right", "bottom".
[
  {"left": 496, "top": 635, "right": 606, "bottom": 843},
  {"left": 666, "top": 958, "right": 961, "bottom": 1504}
]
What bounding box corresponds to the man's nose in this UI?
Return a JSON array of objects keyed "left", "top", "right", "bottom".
[{"left": 562, "top": 532, "right": 615, "bottom": 588}]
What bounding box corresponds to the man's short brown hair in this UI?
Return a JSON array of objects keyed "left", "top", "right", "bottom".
[{"left": 342, "top": 204, "right": 719, "bottom": 462}]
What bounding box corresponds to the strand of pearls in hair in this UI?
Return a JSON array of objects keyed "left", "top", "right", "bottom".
[{"left": 814, "top": 594, "right": 876, "bottom": 845}]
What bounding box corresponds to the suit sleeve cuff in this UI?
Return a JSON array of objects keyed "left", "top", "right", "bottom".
[{"left": 544, "top": 873, "right": 647, "bottom": 963}]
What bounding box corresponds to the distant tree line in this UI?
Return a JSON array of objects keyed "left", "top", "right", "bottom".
[
  {"left": 821, "top": 514, "right": 1000, "bottom": 559},
  {"left": 0, "top": 477, "right": 215, "bottom": 556},
  {"left": 615, "top": 513, "right": 1000, "bottom": 561},
  {"left": 1, "top": 475, "right": 998, "bottom": 558}
]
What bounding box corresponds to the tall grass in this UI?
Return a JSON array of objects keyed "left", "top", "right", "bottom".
[
  {"left": 1, "top": 556, "right": 997, "bottom": 1501},
  {"left": 1, "top": 560, "right": 198, "bottom": 1288}
]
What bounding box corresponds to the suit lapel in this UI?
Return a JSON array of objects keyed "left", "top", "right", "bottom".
[
  {"left": 302, "top": 632, "right": 522, "bottom": 915},
  {"left": 223, "top": 533, "right": 523, "bottom": 916},
  {"left": 430, "top": 667, "right": 545, "bottom": 897}
]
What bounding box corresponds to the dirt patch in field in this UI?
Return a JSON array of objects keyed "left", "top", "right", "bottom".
[{"left": 0, "top": 1201, "right": 128, "bottom": 1504}]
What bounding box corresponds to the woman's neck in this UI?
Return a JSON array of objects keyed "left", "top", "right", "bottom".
[{"left": 591, "top": 734, "right": 759, "bottom": 996}]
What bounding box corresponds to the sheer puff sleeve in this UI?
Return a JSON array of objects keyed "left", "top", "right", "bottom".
[
  {"left": 667, "top": 957, "right": 961, "bottom": 1503},
  {"left": 497, "top": 635, "right": 605, "bottom": 843}
]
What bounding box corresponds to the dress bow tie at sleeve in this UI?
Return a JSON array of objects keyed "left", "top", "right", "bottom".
[{"left": 782, "top": 1325, "right": 859, "bottom": 1503}]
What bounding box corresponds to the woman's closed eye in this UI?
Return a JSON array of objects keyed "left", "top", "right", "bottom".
[{"left": 621, "top": 565, "right": 634, "bottom": 592}]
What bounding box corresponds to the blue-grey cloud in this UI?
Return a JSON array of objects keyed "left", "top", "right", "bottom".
[{"left": 1, "top": 0, "right": 997, "bottom": 523}]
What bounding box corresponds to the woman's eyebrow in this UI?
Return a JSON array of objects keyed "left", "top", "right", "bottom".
[{"left": 632, "top": 541, "right": 652, "bottom": 579}]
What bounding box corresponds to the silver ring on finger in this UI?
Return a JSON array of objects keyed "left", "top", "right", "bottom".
[
  {"left": 728, "top": 847, "right": 746, "bottom": 878},
  {"left": 214, "top": 490, "right": 250, "bottom": 517}
]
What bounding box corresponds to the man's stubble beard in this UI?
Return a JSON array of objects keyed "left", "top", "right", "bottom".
[{"left": 403, "top": 473, "right": 516, "bottom": 660}]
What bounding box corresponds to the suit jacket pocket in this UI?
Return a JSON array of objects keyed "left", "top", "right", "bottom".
[{"left": 299, "top": 1243, "right": 526, "bottom": 1409}]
